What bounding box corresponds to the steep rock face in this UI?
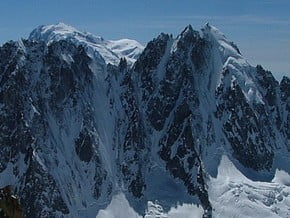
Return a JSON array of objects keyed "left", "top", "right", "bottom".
[
  {"left": 280, "top": 76, "right": 290, "bottom": 150},
  {"left": 0, "top": 39, "right": 114, "bottom": 217},
  {"left": 107, "top": 24, "right": 290, "bottom": 217},
  {"left": 0, "top": 186, "right": 23, "bottom": 218},
  {"left": 0, "top": 23, "right": 289, "bottom": 218},
  {"left": 216, "top": 68, "right": 275, "bottom": 170},
  {"left": 134, "top": 26, "right": 212, "bottom": 214}
]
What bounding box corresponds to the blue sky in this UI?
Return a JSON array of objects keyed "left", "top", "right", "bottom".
[{"left": 0, "top": 0, "right": 289, "bottom": 80}]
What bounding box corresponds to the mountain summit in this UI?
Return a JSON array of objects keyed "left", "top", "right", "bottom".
[
  {"left": 29, "top": 22, "right": 144, "bottom": 65},
  {"left": 0, "top": 23, "right": 289, "bottom": 217}
]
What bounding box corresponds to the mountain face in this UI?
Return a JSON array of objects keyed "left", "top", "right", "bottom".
[{"left": 0, "top": 23, "right": 289, "bottom": 217}]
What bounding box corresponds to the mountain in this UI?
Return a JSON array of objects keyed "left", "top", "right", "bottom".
[
  {"left": 0, "top": 23, "right": 289, "bottom": 218},
  {"left": 29, "top": 22, "right": 144, "bottom": 65}
]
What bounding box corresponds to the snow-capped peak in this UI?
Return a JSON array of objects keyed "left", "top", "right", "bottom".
[
  {"left": 203, "top": 23, "right": 226, "bottom": 41},
  {"left": 29, "top": 22, "right": 104, "bottom": 44},
  {"left": 29, "top": 22, "right": 144, "bottom": 65},
  {"left": 106, "top": 38, "right": 144, "bottom": 62},
  {"left": 1, "top": 22, "right": 290, "bottom": 218},
  {"left": 201, "top": 24, "right": 264, "bottom": 104},
  {"left": 182, "top": 24, "right": 194, "bottom": 34},
  {"left": 202, "top": 23, "right": 242, "bottom": 59}
]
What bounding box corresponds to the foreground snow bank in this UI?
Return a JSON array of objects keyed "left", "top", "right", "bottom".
[
  {"left": 96, "top": 193, "right": 204, "bottom": 218},
  {"left": 209, "top": 156, "right": 290, "bottom": 218},
  {"left": 96, "top": 193, "right": 141, "bottom": 218}
]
